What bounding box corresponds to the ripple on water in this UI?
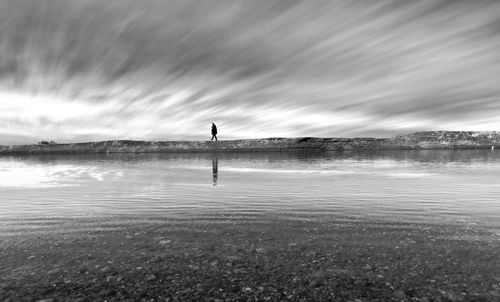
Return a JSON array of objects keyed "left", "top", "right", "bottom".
[{"left": 0, "top": 151, "right": 500, "bottom": 235}]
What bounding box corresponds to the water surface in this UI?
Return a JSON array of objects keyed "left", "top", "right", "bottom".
[{"left": 1, "top": 150, "right": 500, "bottom": 236}]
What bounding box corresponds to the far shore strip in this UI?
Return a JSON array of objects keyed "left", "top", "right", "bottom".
[{"left": 1, "top": 131, "right": 500, "bottom": 154}]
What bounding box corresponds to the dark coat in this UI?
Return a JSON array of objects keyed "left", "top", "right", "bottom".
[{"left": 211, "top": 123, "right": 217, "bottom": 135}]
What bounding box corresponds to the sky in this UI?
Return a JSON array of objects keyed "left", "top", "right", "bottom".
[{"left": 1, "top": 0, "right": 500, "bottom": 144}]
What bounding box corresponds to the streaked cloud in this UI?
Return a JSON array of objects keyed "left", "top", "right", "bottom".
[{"left": 1, "top": 0, "right": 500, "bottom": 144}]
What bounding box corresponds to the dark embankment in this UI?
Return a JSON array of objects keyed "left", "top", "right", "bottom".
[{"left": 1, "top": 131, "right": 500, "bottom": 155}]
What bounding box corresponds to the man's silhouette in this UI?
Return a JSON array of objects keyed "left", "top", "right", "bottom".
[{"left": 211, "top": 123, "right": 218, "bottom": 141}]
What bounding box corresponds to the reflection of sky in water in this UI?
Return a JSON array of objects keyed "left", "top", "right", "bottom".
[
  {"left": 0, "top": 151, "right": 499, "bottom": 236},
  {"left": 0, "top": 161, "right": 123, "bottom": 188},
  {"left": 177, "top": 165, "right": 436, "bottom": 178},
  {"left": 0, "top": 157, "right": 441, "bottom": 189}
]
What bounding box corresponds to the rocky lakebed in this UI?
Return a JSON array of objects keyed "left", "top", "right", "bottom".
[{"left": 1, "top": 217, "right": 499, "bottom": 302}]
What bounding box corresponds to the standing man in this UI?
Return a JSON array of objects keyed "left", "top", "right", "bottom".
[{"left": 211, "top": 122, "right": 218, "bottom": 141}]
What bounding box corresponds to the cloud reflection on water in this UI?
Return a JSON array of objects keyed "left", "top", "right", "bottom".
[{"left": 0, "top": 161, "right": 121, "bottom": 188}]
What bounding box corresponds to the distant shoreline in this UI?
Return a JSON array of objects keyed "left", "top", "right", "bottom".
[{"left": 1, "top": 131, "right": 499, "bottom": 155}]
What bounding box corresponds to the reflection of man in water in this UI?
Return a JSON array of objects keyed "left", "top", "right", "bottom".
[
  {"left": 211, "top": 123, "right": 218, "bottom": 141},
  {"left": 212, "top": 156, "right": 218, "bottom": 186}
]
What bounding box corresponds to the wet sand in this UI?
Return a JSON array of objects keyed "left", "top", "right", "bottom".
[{"left": 1, "top": 217, "right": 499, "bottom": 301}]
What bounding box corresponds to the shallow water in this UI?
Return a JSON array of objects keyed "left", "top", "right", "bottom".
[{"left": 1, "top": 150, "right": 500, "bottom": 236}]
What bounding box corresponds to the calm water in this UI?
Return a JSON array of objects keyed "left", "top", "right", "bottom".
[{"left": 1, "top": 150, "right": 500, "bottom": 236}]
